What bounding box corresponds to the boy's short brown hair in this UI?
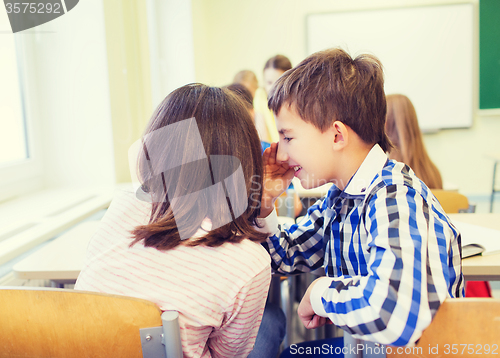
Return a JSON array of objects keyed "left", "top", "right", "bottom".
[{"left": 268, "top": 48, "right": 392, "bottom": 152}]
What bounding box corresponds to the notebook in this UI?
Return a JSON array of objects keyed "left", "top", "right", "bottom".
[{"left": 452, "top": 220, "right": 500, "bottom": 258}]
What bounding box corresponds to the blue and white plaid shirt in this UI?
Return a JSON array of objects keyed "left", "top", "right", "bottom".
[{"left": 261, "top": 144, "right": 464, "bottom": 346}]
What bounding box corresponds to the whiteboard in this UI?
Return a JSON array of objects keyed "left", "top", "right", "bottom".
[{"left": 306, "top": 3, "right": 474, "bottom": 131}]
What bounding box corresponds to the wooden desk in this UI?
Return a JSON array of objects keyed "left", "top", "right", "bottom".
[
  {"left": 12, "top": 221, "right": 100, "bottom": 286},
  {"left": 11, "top": 217, "right": 292, "bottom": 286},
  {"left": 12, "top": 214, "right": 500, "bottom": 286},
  {"left": 449, "top": 213, "right": 500, "bottom": 281}
]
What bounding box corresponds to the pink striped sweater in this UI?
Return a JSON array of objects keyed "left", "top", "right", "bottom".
[{"left": 75, "top": 190, "right": 271, "bottom": 358}]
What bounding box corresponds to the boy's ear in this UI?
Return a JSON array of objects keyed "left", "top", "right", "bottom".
[{"left": 331, "top": 121, "right": 348, "bottom": 151}]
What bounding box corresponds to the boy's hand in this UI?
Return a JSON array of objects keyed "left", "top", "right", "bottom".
[
  {"left": 298, "top": 279, "right": 330, "bottom": 329},
  {"left": 259, "top": 143, "right": 295, "bottom": 217}
]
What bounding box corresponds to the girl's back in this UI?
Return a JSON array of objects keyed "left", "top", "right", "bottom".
[{"left": 76, "top": 190, "right": 270, "bottom": 358}]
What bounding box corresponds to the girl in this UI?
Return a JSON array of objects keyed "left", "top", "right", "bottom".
[
  {"left": 262, "top": 54, "right": 292, "bottom": 94},
  {"left": 385, "top": 93, "right": 443, "bottom": 189},
  {"left": 254, "top": 55, "right": 293, "bottom": 144},
  {"left": 76, "top": 84, "right": 271, "bottom": 358}
]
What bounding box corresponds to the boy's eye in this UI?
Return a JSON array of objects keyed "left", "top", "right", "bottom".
[{"left": 283, "top": 136, "right": 292, "bottom": 143}]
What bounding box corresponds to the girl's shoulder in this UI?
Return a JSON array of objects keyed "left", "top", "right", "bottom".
[{"left": 196, "top": 238, "right": 271, "bottom": 272}]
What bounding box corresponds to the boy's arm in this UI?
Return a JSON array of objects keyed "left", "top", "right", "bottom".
[
  {"left": 259, "top": 197, "right": 328, "bottom": 275},
  {"left": 300, "top": 185, "right": 459, "bottom": 346}
]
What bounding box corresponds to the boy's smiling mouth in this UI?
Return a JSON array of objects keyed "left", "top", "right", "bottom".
[{"left": 292, "top": 166, "right": 302, "bottom": 176}]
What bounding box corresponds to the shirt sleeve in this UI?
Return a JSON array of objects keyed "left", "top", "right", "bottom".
[
  {"left": 260, "top": 198, "right": 328, "bottom": 275},
  {"left": 207, "top": 266, "right": 271, "bottom": 358},
  {"left": 309, "top": 184, "right": 453, "bottom": 346}
]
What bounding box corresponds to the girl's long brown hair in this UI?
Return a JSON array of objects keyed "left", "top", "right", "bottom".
[
  {"left": 385, "top": 94, "right": 443, "bottom": 189},
  {"left": 130, "top": 84, "right": 268, "bottom": 250}
]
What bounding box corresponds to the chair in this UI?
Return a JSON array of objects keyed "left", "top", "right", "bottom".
[
  {"left": 280, "top": 298, "right": 500, "bottom": 358},
  {"left": 0, "top": 287, "right": 183, "bottom": 358},
  {"left": 387, "top": 298, "right": 500, "bottom": 357},
  {"left": 431, "top": 189, "right": 471, "bottom": 213}
]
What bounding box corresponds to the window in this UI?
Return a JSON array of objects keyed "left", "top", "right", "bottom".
[
  {"left": 0, "top": 11, "right": 28, "bottom": 165},
  {"left": 0, "top": 11, "right": 42, "bottom": 202}
]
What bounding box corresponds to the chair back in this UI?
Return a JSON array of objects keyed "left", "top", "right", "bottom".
[
  {"left": 0, "top": 287, "right": 182, "bottom": 358},
  {"left": 431, "top": 189, "right": 470, "bottom": 213},
  {"left": 387, "top": 298, "right": 500, "bottom": 357}
]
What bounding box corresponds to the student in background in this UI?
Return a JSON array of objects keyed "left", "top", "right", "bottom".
[
  {"left": 233, "top": 72, "right": 269, "bottom": 143},
  {"left": 233, "top": 70, "right": 259, "bottom": 98},
  {"left": 225, "top": 83, "right": 267, "bottom": 151},
  {"left": 259, "top": 48, "right": 463, "bottom": 347},
  {"left": 76, "top": 84, "right": 272, "bottom": 358},
  {"left": 386, "top": 93, "right": 491, "bottom": 298},
  {"left": 385, "top": 94, "right": 443, "bottom": 189},
  {"left": 262, "top": 55, "right": 293, "bottom": 94},
  {"left": 254, "top": 55, "right": 293, "bottom": 143}
]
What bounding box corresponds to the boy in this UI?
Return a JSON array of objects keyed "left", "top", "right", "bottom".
[{"left": 258, "top": 48, "right": 464, "bottom": 346}]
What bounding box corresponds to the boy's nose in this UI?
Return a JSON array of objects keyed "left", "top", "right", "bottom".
[{"left": 276, "top": 142, "right": 289, "bottom": 162}]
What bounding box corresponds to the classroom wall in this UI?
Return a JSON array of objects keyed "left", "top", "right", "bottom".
[
  {"left": 101, "top": 0, "right": 152, "bottom": 183},
  {"left": 422, "top": 113, "right": 500, "bottom": 196},
  {"left": 191, "top": 0, "right": 498, "bottom": 196},
  {"left": 147, "top": 0, "right": 196, "bottom": 106}
]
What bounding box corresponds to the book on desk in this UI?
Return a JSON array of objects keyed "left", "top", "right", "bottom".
[{"left": 453, "top": 220, "right": 500, "bottom": 258}]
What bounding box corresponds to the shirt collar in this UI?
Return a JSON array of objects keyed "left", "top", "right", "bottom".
[{"left": 344, "top": 144, "right": 388, "bottom": 196}]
